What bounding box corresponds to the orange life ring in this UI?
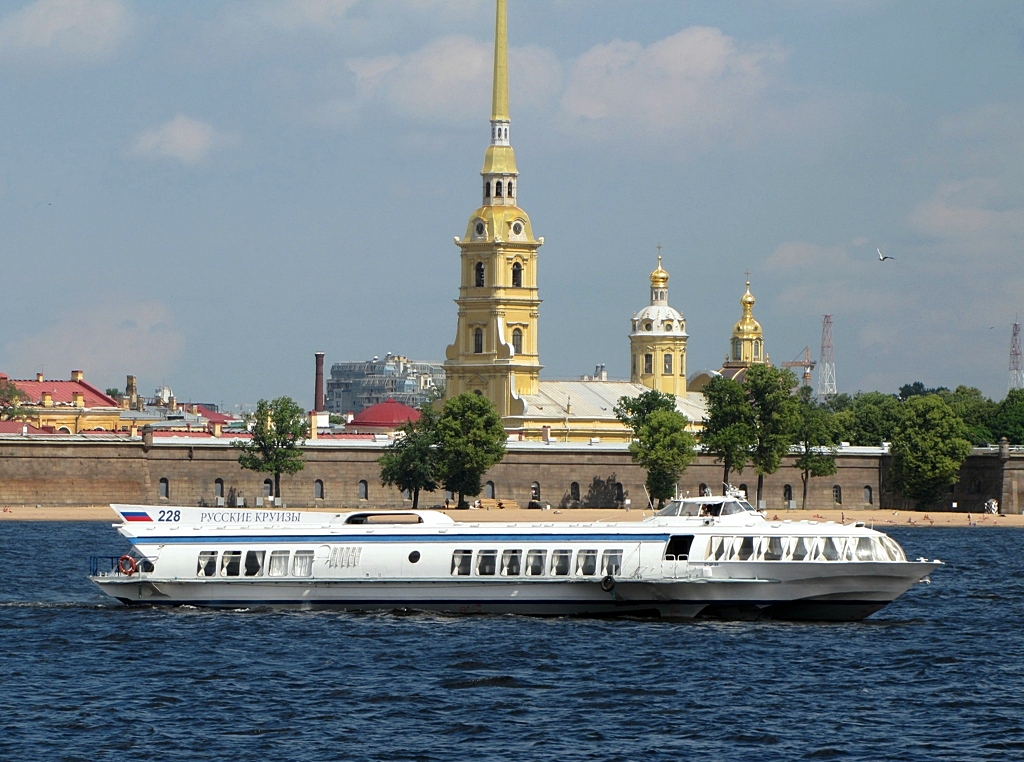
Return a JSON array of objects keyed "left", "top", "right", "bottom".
[{"left": 118, "top": 555, "right": 138, "bottom": 576}]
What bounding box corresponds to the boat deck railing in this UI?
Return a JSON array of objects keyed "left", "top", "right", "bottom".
[{"left": 89, "top": 555, "right": 152, "bottom": 577}]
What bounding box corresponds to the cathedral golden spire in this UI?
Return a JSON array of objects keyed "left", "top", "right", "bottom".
[{"left": 491, "top": 0, "right": 509, "bottom": 122}]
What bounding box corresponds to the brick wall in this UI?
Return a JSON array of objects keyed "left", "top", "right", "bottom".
[{"left": 0, "top": 436, "right": 1018, "bottom": 512}]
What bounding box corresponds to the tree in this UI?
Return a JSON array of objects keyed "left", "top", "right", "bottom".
[
  {"left": 378, "top": 405, "right": 440, "bottom": 509},
  {"left": 792, "top": 386, "right": 838, "bottom": 510},
  {"left": 701, "top": 375, "right": 754, "bottom": 491},
  {"left": 627, "top": 408, "right": 695, "bottom": 509},
  {"left": 234, "top": 397, "right": 308, "bottom": 498},
  {"left": 434, "top": 393, "right": 506, "bottom": 507},
  {"left": 898, "top": 381, "right": 949, "bottom": 400},
  {"left": 889, "top": 395, "right": 972, "bottom": 507},
  {"left": 744, "top": 365, "right": 799, "bottom": 506},
  {"left": 0, "top": 378, "right": 28, "bottom": 421},
  {"left": 614, "top": 389, "right": 677, "bottom": 434},
  {"left": 835, "top": 391, "right": 902, "bottom": 446},
  {"left": 992, "top": 388, "right": 1024, "bottom": 445},
  {"left": 938, "top": 386, "right": 996, "bottom": 445}
]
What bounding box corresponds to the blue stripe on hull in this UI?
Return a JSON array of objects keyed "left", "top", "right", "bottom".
[{"left": 128, "top": 532, "right": 669, "bottom": 545}]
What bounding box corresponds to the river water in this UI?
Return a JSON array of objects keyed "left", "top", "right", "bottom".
[{"left": 1, "top": 522, "right": 1022, "bottom": 761}]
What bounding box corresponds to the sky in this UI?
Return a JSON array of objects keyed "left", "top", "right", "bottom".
[{"left": 1, "top": 0, "right": 1022, "bottom": 412}]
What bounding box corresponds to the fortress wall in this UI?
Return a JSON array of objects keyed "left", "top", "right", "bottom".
[{"left": 0, "top": 436, "right": 1015, "bottom": 512}]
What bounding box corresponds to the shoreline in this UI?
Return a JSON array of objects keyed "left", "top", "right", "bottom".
[{"left": 1, "top": 504, "right": 1019, "bottom": 527}]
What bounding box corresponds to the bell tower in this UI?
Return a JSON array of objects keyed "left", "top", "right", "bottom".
[
  {"left": 444, "top": 0, "right": 543, "bottom": 416},
  {"left": 723, "top": 275, "right": 768, "bottom": 369},
  {"left": 629, "top": 252, "right": 689, "bottom": 398}
]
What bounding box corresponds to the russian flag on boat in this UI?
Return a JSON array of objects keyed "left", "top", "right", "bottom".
[{"left": 121, "top": 510, "right": 153, "bottom": 522}]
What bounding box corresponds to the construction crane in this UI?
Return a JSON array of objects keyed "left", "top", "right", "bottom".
[{"left": 782, "top": 346, "right": 816, "bottom": 387}]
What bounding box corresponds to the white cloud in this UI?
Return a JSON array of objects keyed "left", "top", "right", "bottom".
[
  {"left": 3, "top": 301, "right": 186, "bottom": 384},
  {"left": 128, "top": 115, "right": 240, "bottom": 166},
  {"left": 557, "top": 26, "right": 789, "bottom": 148},
  {"left": 327, "top": 36, "right": 561, "bottom": 126},
  {"left": 0, "top": 0, "right": 133, "bottom": 63}
]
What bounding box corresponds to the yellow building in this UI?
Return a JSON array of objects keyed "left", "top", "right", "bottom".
[
  {"left": 689, "top": 277, "right": 769, "bottom": 391},
  {"left": 444, "top": 0, "right": 542, "bottom": 417},
  {"left": 630, "top": 255, "right": 689, "bottom": 398},
  {"left": 445, "top": 1, "right": 706, "bottom": 442}
]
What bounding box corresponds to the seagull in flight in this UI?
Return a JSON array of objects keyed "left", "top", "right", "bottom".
[{"left": 877, "top": 248, "right": 894, "bottom": 261}]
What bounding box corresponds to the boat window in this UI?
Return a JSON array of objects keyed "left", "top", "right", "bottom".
[
  {"left": 292, "top": 550, "right": 314, "bottom": 577},
  {"left": 710, "top": 536, "right": 728, "bottom": 561},
  {"left": 476, "top": 550, "right": 497, "bottom": 576},
  {"left": 791, "top": 537, "right": 810, "bottom": 561},
  {"left": 665, "top": 535, "right": 694, "bottom": 559},
  {"left": 763, "top": 536, "right": 785, "bottom": 561},
  {"left": 601, "top": 550, "right": 623, "bottom": 576},
  {"left": 854, "top": 537, "right": 873, "bottom": 561},
  {"left": 268, "top": 550, "right": 290, "bottom": 576},
  {"left": 221, "top": 550, "right": 241, "bottom": 576},
  {"left": 822, "top": 537, "right": 841, "bottom": 561},
  {"left": 451, "top": 549, "right": 473, "bottom": 576},
  {"left": 721, "top": 502, "right": 744, "bottom": 516},
  {"left": 525, "top": 550, "right": 546, "bottom": 576},
  {"left": 881, "top": 536, "right": 906, "bottom": 562},
  {"left": 576, "top": 550, "right": 598, "bottom": 576},
  {"left": 501, "top": 550, "right": 522, "bottom": 576},
  {"left": 736, "top": 537, "right": 755, "bottom": 561},
  {"left": 551, "top": 549, "right": 571, "bottom": 576},
  {"left": 197, "top": 551, "right": 217, "bottom": 577},
  {"left": 244, "top": 550, "right": 265, "bottom": 577}
]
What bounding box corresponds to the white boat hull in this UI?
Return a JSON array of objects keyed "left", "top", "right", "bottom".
[{"left": 91, "top": 560, "right": 937, "bottom": 621}]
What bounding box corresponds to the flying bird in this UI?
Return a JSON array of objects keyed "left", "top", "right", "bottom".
[{"left": 877, "top": 248, "right": 894, "bottom": 261}]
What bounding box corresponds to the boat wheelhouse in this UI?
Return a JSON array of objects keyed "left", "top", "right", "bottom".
[{"left": 90, "top": 495, "right": 941, "bottom": 621}]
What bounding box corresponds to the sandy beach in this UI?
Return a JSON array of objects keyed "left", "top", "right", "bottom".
[{"left": 1, "top": 503, "right": 1019, "bottom": 527}]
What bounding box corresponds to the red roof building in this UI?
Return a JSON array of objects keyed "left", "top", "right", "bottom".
[{"left": 346, "top": 398, "right": 421, "bottom": 434}]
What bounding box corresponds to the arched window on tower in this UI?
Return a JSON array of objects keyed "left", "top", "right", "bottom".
[
  {"left": 512, "top": 329, "right": 523, "bottom": 355},
  {"left": 474, "top": 328, "right": 483, "bottom": 354},
  {"left": 512, "top": 262, "right": 522, "bottom": 287},
  {"left": 644, "top": 354, "right": 653, "bottom": 374},
  {"left": 475, "top": 262, "right": 485, "bottom": 287},
  {"left": 507, "top": 180, "right": 513, "bottom": 197},
  {"left": 485, "top": 181, "right": 491, "bottom": 198},
  {"left": 664, "top": 353, "right": 673, "bottom": 374},
  {"left": 732, "top": 338, "right": 741, "bottom": 361},
  {"left": 495, "top": 180, "right": 503, "bottom": 197}
]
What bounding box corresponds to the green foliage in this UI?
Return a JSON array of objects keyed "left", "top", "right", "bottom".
[
  {"left": 992, "top": 388, "right": 1024, "bottom": 445},
  {"left": 0, "top": 378, "right": 28, "bottom": 421},
  {"left": 378, "top": 405, "right": 440, "bottom": 509},
  {"left": 234, "top": 397, "right": 308, "bottom": 498},
  {"left": 889, "top": 395, "right": 972, "bottom": 507},
  {"left": 614, "top": 389, "right": 677, "bottom": 435},
  {"left": 700, "top": 375, "right": 754, "bottom": 489},
  {"left": 898, "top": 381, "right": 949, "bottom": 400},
  {"left": 792, "top": 387, "right": 839, "bottom": 509},
  {"left": 434, "top": 393, "right": 507, "bottom": 506},
  {"left": 627, "top": 408, "right": 696, "bottom": 508},
  {"left": 834, "top": 391, "right": 902, "bottom": 446},
  {"left": 937, "top": 386, "right": 996, "bottom": 445},
  {"left": 105, "top": 387, "right": 123, "bottom": 401},
  {"left": 744, "top": 365, "right": 799, "bottom": 503}
]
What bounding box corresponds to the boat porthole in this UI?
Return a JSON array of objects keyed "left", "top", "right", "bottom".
[{"left": 408, "top": 551, "right": 421, "bottom": 564}]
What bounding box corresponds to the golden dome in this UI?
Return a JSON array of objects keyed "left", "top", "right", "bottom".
[
  {"left": 733, "top": 279, "right": 762, "bottom": 337},
  {"left": 650, "top": 255, "right": 669, "bottom": 288}
]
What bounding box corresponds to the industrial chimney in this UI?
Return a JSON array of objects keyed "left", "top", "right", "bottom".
[{"left": 314, "top": 352, "right": 325, "bottom": 412}]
